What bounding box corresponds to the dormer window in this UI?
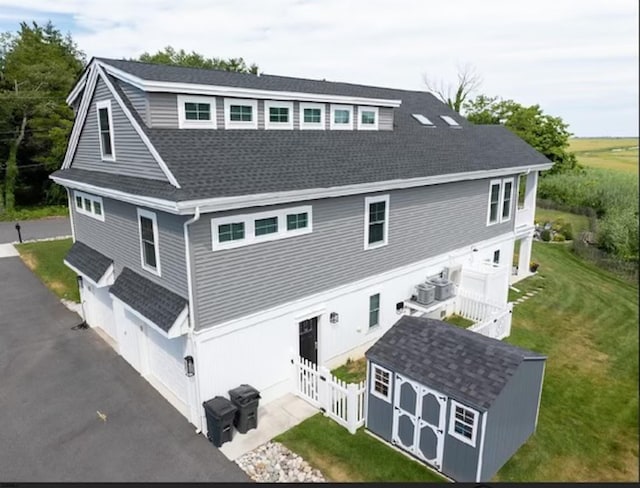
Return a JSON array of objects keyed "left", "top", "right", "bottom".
[
  {"left": 330, "top": 104, "right": 353, "bottom": 130},
  {"left": 265, "top": 100, "right": 294, "bottom": 130},
  {"left": 178, "top": 95, "right": 216, "bottom": 129},
  {"left": 224, "top": 98, "right": 258, "bottom": 129},
  {"left": 96, "top": 100, "right": 115, "bottom": 160},
  {"left": 300, "top": 102, "right": 325, "bottom": 130},
  {"left": 358, "top": 106, "right": 379, "bottom": 130}
]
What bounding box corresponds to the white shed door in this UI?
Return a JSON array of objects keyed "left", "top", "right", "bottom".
[
  {"left": 145, "top": 326, "right": 188, "bottom": 406},
  {"left": 392, "top": 374, "right": 446, "bottom": 470},
  {"left": 81, "top": 282, "right": 116, "bottom": 340}
]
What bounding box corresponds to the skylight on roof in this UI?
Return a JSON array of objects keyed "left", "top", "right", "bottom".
[
  {"left": 440, "top": 115, "right": 461, "bottom": 127},
  {"left": 412, "top": 114, "right": 434, "bottom": 126}
]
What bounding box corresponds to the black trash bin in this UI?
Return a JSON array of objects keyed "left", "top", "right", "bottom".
[
  {"left": 203, "top": 396, "right": 237, "bottom": 447},
  {"left": 228, "top": 384, "right": 261, "bottom": 434}
]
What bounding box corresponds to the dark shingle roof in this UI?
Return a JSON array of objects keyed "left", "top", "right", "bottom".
[
  {"left": 365, "top": 316, "right": 546, "bottom": 411},
  {"left": 64, "top": 241, "right": 113, "bottom": 283},
  {"left": 109, "top": 267, "right": 187, "bottom": 333}
]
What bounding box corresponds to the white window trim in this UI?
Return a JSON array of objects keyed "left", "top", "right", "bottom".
[
  {"left": 486, "top": 179, "right": 502, "bottom": 226},
  {"left": 500, "top": 177, "right": 514, "bottom": 222},
  {"left": 364, "top": 194, "right": 390, "bottom": 250},
  {"left": 299, "top": 102, "right": 326, "bottom": 130},
  {"left": 137, "top": 208, "right": 161, "bottom": 277},
  {"left": 74, "top": 190, "right": 105, "bottom": 222},
  {"left": 357, "top": 106, "right": 379, "bottom": 130},
  {"left": 330, "top": 104, "right": 354, "bottom": 130},
  {"left": 370, "top": 364, "right": 392, "bottom": 402},
  {"left": 96, "top": 100, "right": 115, "bottom": 161},
  {"left": 211, "top": 205, "right": 313, "bottom": 251},
  {"left": 177, "top": 95, "right": 217, "bottom": 129},
  {"left": 264, "top": 100, "right": 294, "bottom": 130},
  {"left": 449, "top": 399, "right": 479, "bottom": 447},
  {"left": 224, "top": 98, "right": 258, "bottom": 129}
]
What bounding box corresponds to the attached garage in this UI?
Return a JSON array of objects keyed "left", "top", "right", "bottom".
[{"left": 365, "top": 316, "right": 546, "bottom": 482}]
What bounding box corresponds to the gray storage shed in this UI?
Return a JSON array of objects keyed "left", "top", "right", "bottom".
[{"left": 365, "top": 316, "right": 546, "bottom": 482}]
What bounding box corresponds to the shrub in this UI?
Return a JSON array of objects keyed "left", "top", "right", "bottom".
[
  {"left": 560, "top": 222, "right": 574, "bottom": 240},
  {"left": 552, "top": 233, "right": 566, "bottom": 242},
  {"left": 551, "top": 218, "right": 567, "bottom": 232},
  {"left": 541, "top": 229, "right": 552, "bottom": 242}
]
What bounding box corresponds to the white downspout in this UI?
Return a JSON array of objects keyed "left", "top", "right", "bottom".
[{"left": 183, "top": 207, "right": 202, "bottom": 432}]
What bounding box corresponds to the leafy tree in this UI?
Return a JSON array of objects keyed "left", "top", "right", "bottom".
[
  {"left": 136, "top": 46, "right": 258, "bottom": 74},
  {"left": 423, "top": 63, "right": 482, "bottom": 113},
  {"left": 463, "top": 95, "right": 578, "bottom": 174},
  {"left": 0, "top": 21, "right": 85, "bottom": 213}
]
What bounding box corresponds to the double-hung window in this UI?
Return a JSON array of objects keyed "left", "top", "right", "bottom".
[
  {"left": 138, "top": 209, "right": 161, "bottom": 276},
  {"left": 369, "top": 293, "right": 380, "bottom": 328},
  {"left": 224, "top": 98, "right": 258, "bottom": 129},
  {"left": 357, "top": 106, "right": 379, "bottom": 130},
  {"left": 364, "top": 195, "right": 389, "bottom": 249},
  {"left": 448, "top": 400, "right": 479, "bottom": 446},
  {"left": 330, "top": 104, "right": 353, "bottom": 130},
  {"left": 501, "top": 179, "right": 514, "bottom": 221},
  {"left": 300, "top": 103, "right": 325, "bottom": 130},
  {"left": 487, "top": 178, "right": 514, "bottom": 225},
  {"left": 96, "top": 100, "right": 115, "bottom": 160},
  {"left": 178, "top": 95, "right": 216, "bottom": 128},
  {"left": 265, "top": 101, "right": 294, "bottom": 130},
  {"left": 371, "top": 364, "right": 391, "bottom": 401},
  {"left": 74, "top": 191, "right": 104, "bottom": 221}
]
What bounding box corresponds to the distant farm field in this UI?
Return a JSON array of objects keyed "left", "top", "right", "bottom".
[{"left": 569, "top": 137, "right": 638, "bottom": 174}]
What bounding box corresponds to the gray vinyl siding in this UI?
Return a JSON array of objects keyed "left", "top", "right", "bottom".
[
  {"left": 149, "top": 92, "right": 180, "bottom": 128},
  {"left": 71, "top": 195, "right": 188, "bottom": 298},
  {"left": 117, "top": 80, "right": 149, "bottom": 124},
  {"left": 480, "top": 360, "right": 545, "bottom": 481},
  {"left": 379, "top": 107, "right": 394, "bottom": 130},
  {"left": 72, "top": 77, "right": 169, "bottom": 181},
  {"left": 441, "top": 400, "right": 481, "bottom": 482},
  {"left": 365, "top": 361, "right": 394, "bottom": 440},
  {"left": 190, "top": 177, "right": 516, "bottom": 328}
]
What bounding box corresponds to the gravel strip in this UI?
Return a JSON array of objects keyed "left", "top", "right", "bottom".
[{"left": 235, "top": 441, "right": 326, "bottom": 483}]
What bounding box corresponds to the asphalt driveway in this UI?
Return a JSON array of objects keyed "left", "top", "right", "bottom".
[
  {"left": 0, "top": 257, "right": 249, "bottom": 482},
  {"left": 0, "top": 217, "right": 71, "bottom": 244}
]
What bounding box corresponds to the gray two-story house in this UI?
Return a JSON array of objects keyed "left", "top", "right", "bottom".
[{"left": 52, "top": 58, "right": 551, "bottom": 437}]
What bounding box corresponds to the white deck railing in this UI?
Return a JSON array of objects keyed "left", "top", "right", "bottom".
[
  {"left": 455, "top": 289, "right": 513, "bottom": 340},
  {"left": 468, "top": 302, "right": 513, "bottom": 340}
]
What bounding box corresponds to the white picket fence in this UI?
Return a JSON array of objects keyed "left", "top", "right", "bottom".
[
  {"left": 455, "top": 290, "right": 513, "bottom": 340},
  {"left": 293, "top": 357, "right": 366, "bottom": 434}
]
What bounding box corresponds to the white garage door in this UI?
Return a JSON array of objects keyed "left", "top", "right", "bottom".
[
  {"left": 145, "top": 326, "right": 189, "bottom": 408},
  {"left": 82, "top": 281, "right": 117, "bottom": 341}
]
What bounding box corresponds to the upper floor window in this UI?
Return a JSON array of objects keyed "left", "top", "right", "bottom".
[
  {"left": 96, "top": 100, "right": 115, "bottom": 161},
  {"left": 364, "top": 195, "right": 389, "bottom": 250},
  {"left": 358, "top": 106, "right": 379, "bottom": 130},
  {"left": 255, "top": 217, "right": 278, "bottom": 236},
  {"left": 137, "top": 209, "right": 161, "bottom": 276},
  {"left": 74, "top": 191, "right": 104, "bottom": 222},
  {"left": 224, "top": 98, "right": 258, "bottom": 129},
  {"left": 448, "top": 400, "right": 479, "bottom": 446},
  {"left": 487, "top": 178, "right": 514, "bottom": 226},
  {"left": 178, "top": 95, "right": 217, "bottom": 129},
  {"left": 265, "top": 100, "right": 294, "bottom": 130},
  {"left": 300, "top": 102, "right": 325, "bottom": 130},
  {"left": 330, "top": 104, "right": 353, "bottom": 130}
]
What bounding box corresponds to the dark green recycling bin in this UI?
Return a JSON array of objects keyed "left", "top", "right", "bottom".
[
  {"left": 203, "top": 396, "right": 237, "bottom": 447},
  {"left": 228, "top": 384, "right": 261, "bottom": 434}
]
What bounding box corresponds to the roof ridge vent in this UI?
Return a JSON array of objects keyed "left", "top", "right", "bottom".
[
  {"left": 440, "top": 115, "right": 461, "bottom": 128},
  {"left": 412, "top": 113, "right": 435, "bottom": 127}
]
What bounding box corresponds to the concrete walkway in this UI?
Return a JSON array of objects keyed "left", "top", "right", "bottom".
[
  {"left": 0, "top": 242, "right": 19, "bottom": 258},
  {"left": 0, "top": 216, "right": 71, "bottom": 244}
]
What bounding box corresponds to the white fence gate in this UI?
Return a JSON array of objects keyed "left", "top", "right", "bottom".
[{"left": 293, "top": 357, "right": 366, "bottom": 434}]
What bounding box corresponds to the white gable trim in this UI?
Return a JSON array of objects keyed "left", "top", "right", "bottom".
[{"left": 66, "top": 67, "right": 90, "bottom": 105}]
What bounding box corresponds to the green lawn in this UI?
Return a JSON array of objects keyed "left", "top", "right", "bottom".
[
  {"left": 331, "top": 357, "right": 367, "bottom": 383},
  {"left": 569, "top": 137, "right": 638, "bottom": 174},
  {"left": 15, "top": 238, "right": 79, "bottom": 303},
  {"left": 275, "top": 414, "right": 446, "bottom": 482},
  {"left": 443, "top": 314, "right": 474, "bottom": 328},
  {"left": 0, "top": 205, "right": 68, "bottom": 222},
  {"left": 535, "top": 207, "right": 591, "bottom": 235}
]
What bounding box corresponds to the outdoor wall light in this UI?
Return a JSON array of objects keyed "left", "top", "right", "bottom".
[
  {"left": 184, "top": 356, "right": 195, "bottom": 377},
  {"left": 329, "top": 312, "right": 339, "bottom": 324}
]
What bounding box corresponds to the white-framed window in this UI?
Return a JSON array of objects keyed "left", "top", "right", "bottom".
[
  {"left": 224, "top": 98, "right": 258, "bottom": 129},
  {"left": 137, "top": 208, "right": 161, "bottom": 276},
  {"left": 177, "top": 95, "right": 217, "bottom": 129},
  {"left": 357, "top": 106, "right": 379, "bottom": 130},
  {"left": 96, "top": 100, "right": 115, "bottom": 161},
  {"left": 493, "top": 249, "right": 500, "bottom": 264},
  {"left": 369, "top": 293, "right": 380, "bottom": 328},
  {"left": 74, "top": 191, "right": 104, "bottom": 221},
  {"left": 370, "top": 364, "right": 391, "bottom": 402},
  {"left": 487, "top": 178, "right": 514, "bottom": 226},
  {"left": 211, "top": 205, "right": 312, "bottom": 251},
  {"left": 330, "top": 104, "right": 353, "bottom": 130},
  {"left": 299, "top": 102, "right": 325, "bottom": 130},
  {"left": 264, "top": 100, "right": 294, "bottom": 130},
  {"left": 364, "top": 194, "right": 389, "bottom": 250},
  {"left": 448, "top": 400, "right": 479, "bottom": 447}
]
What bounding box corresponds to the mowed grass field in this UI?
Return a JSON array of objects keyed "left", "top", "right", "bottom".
[{"left": 569, "top": 137, "right": 638, "bottom": 174}]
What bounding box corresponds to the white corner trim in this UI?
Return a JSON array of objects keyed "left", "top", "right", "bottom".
[
  {"left": 448, "top": 399, "right": 480, "bottom": 447},
  {"left": 330, "top": 104, "right": 354, "bottom": 130},
  {"left": 96, "top": 99, "right": 116, "bottom": 161},
  {"left": 475, "top": 412, "right": 488, "bottom": 482},
  {"left": 99, "top": 61, "right": 403, "bottom": 107},
  {"left": 357, "top": 106, "right": 379, "bottom": 131},
  {"left": 264, "top": 100, "right": 294, "bottom": 130},
  {"left": 177, "top": 95, "right": 217, "bottom": 129},
  {"left": 299, "top": 102, "right": 326, "bottom": 130},
  {"left": 364, "top": 194, "right": 389, "bottom": 250},
  {"left": 370, "top": 363, "right": 392, "bottom": 402},
  {"left": 137, "top": 208, "right": 162, "bottom": 277},
  {"left": 223, "top": 98, "right": 258, "bottom": 129}
]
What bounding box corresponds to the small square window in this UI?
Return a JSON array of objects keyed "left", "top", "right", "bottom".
[
  {"left": 269, "top": 107, "right": 289, "bottom": 123},
  {"left": 304, "top": 108, "right": 321, "bottom": 123},
  {"left": 230, "top": 105, "right": 253, "bottom": 122},
  {"left": 287, "top": 212, "right": 308, "bottom": 231},
  {"left": 334, "top": 109, "right": 350, "bottom": 124},
  {"left": 185, "top": 102, "right": 210, "bottom": 121},
  {"left": 255, "top": 217, "right": 278, "bottom": 236},
  {"left": 361, "top": 111, "right": 376, "bottom": 125},
  {"left": 449, "top": 400, "right": 479, "bottom": 446},
  {"left": 218, "top": 222, "right": 245, "bottom": 242}
]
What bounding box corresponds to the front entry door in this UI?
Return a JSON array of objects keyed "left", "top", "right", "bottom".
[{"left": 298, "top": 317, "right": 318, "bottom": 364}]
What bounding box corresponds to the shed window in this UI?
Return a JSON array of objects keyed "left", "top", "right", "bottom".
[
  {"left": 371, "top": 364, "right": 391, "bottom": 402},
  {"left": 448, "top": 400, "right": 479, "bottom": 446}
]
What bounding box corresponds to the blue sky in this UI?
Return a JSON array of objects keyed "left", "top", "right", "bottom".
[{"left": 1, "top": 0, "right": 638, "bottom": 137}]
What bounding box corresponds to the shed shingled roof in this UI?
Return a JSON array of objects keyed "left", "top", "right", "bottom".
[
  {"left": 365, "top": 316, "right": 546, "bottom": 411},
  {"left": 64, "top": 241, "right": 113, "bottom": 283}
]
